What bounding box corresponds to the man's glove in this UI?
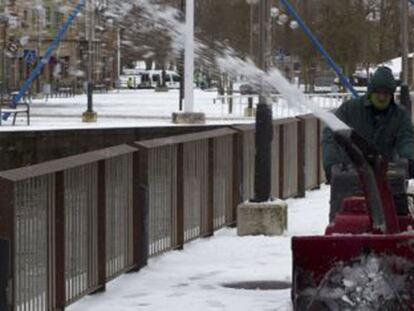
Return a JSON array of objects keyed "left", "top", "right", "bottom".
[
  {"left": 408, "top": 159, "right": 414, "bottom": 179},
  {"left": 325, "top": 171, "right": 331, "bottom": 185}
]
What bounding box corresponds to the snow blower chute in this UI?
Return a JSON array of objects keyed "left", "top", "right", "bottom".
[{"left": 292, "top": 129, "right": 414, "bottom": 310}]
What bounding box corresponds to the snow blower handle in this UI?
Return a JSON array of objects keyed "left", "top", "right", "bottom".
[{"left": 332, "top": 129, "right": 400, "bottom": 233}]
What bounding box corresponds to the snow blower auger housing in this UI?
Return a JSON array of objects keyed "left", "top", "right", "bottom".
[{"left": 291, "top": 129, "right": 414, "bottom": 310}]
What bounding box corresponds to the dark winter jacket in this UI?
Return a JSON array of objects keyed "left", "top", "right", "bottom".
[{"left": 322, "top": 69, "right": 414, "bottom": 179}]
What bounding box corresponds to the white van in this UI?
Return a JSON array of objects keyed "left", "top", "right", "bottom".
[
  {"left": 145, "top": 70, "right": 181, "bottom": 89},
  {"left": 120, "top": 70, "right": 181, "bottom": 89}
]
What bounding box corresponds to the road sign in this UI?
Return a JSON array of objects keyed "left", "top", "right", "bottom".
[
  {"left": 23, "top": 49, "right": 37, "bottom": 65},
  {"left": 5, "top": 41, "right": 19, "bottom": 57}
]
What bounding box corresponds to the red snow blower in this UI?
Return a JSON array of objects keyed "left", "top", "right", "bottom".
[{"left": 291, "top": 129, "right": 414, "bottom": 310}]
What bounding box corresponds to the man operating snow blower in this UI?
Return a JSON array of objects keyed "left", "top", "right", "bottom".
[
  {"left": 292, "top": 126, "right": 414, "bottom": 310},
  {"left": 322, "top": 66, "right": 414, "bottom": 221}
]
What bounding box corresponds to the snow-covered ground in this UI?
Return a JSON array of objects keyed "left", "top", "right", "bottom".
[
  {"left": 1, "top": 89, "right": 254, "bottom": 131},
  {"left": 0, "top": 89, "right": 340, "bottom": 131},
  {"left": 67, "top": 185, "right": 330, "bottom": 311}
]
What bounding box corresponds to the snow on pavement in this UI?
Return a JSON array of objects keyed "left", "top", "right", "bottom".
[
  {"left": 67, "top": 185, "right": 330, "bottom": 311},
  {"left": 0, "top": 89, "right": 254, "bottom": 131},
  {"left": 0, "top": 89, "right": 315, "bottom": 131}
]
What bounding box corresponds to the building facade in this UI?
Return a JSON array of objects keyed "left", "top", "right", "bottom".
[{"left": 0, "top": 0, "right": 119, "bottom": 96}]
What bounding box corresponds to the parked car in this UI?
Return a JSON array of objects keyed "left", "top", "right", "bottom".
[{"left": 239, "top": 83, "right": 257, "bottom": 95}]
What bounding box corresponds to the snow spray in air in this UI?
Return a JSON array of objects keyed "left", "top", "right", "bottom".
[{"left": 106, "top": 0, "right": 349, "bottom": 131}]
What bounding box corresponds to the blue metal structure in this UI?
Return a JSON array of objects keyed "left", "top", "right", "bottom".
[
  {"left": 279, "top": 0, "right": 359, "bottom": 98},
  {"left": 4, "top": 0, "right": 85, "bottom": 119}
]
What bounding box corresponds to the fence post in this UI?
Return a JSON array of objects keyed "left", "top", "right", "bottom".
[
  {"left": 278, "top": 124, "right": 285, "bottom": 199},
  {"left": 315, "top": 119, "right": 322, "bottom": 188},
  {"left": 55, "top": 171, "right": 65, "bottom": 311},
  {"left": 176, "top": 143, "right": 185, "bottom": 250},
  {"left": 228, "top": 83, "right": 233, "bottom": 114},
  {"left": 232, "top": 132, "right": 243, "bottom": 226},
  {"left": 0, "top": 239, "right": 9, "bottom": 311},
  {"left": 206, "top": 139, "right": 215, "bottom": 236},
  {"left": 317, "top": 119, "right": 323, "bottom": 185},
  {"left": 95, "top": 160, "right": 106, "bottom": 292},
  {"left": 132, "top": 150, "right": 149, "bottom": 271},
  {"left": 296, "top": 118, "right": 306, "bottom": 198}
]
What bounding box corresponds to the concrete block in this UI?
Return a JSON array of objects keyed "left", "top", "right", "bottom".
[
  {"left": 244, "top": 107, "right": 256, "bottom": 117},
  {"left": 155, "top": 86, "right": 169, "bottom": 92},
  {"left": 82, "top": 111, "right": 98, "bottom": 123},
  {"left": 172, "top": 112, "right": 206, "bottom": 124},
  {"left": 237, "top": 200, "right": 287, "bottom": 236}
]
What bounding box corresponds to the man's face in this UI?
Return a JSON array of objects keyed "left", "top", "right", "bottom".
[{"left": 371, "top": 89, "right": 392, "bottom": 111}]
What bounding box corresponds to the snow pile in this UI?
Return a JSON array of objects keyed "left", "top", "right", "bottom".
[{"left": 301, "top": 254, "right": 414, "bottom": 310}]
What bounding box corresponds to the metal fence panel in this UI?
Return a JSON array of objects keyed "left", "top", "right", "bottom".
[
  {"left": 14, "top": 175, "right": 54, "bottom": 311},
  {"left": 105, "top": 154, "right": 134, "bottom": 279},
  {"left": 271, "top": 125, "right": 281, "bottom": 198},
  {"left": 304, "top": 117, "right": 319, "bottom": 190},
  {"left": 0, "top": 238, "right": 8, "bottom": 310},
  {"left": 283, "top": 122, "right": 299, "bottom": 198},
  {"left": 213, "top": 136, "right": 233, "bottom": 229},
  {"left": 242, "top": 131, "right": 255, "bottom": 201},
  {"left": 148, "top": 146, "right": 177, "bottom": 256},
  {"left": 183, "top": 141, "right": 208, "bottom": 242},
  {"left": 64, "top": 164, "right": 98, "bottom": 304}
]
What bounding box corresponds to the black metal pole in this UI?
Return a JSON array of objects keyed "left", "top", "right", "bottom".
[
  {"left": 1, "top": 21, "right": 6, "bottom": 107},
  {"left": 179, "top": 0, "right": 185, "bottom": 111},
  {"left": 87, "top": 0, "right": 94, "bottom": 112},
  {"left": 87, "top": 81, "right": 93, "bottom": 111},
  {"left": 401, "top": 0, "right": 412, "bottom": 117},
  {"left": 253, "top": 0, "right": 273, "bottom": 202},
  {"left": 82, "top": 0, "right": 97, "bottom": 121}
]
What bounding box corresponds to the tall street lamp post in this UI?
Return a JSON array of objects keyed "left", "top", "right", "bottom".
[
  {"left": 246, "top": 0, "right": 258, "bottom": 57},
  {"left": 401, "top": 0, "right": 411, "bottom": 116},
  {"left": 172, "top": 0, "right": 205, "bottom": 124},
  {"left": 184, "top": 0, "right": 195, "bottom": 113},
  {"left": 245, "top": 0, "right": 258, "bottom": 116},
  {"left": 83, "top": 0, "right": 98, "bottom": 122},
  {"left": 179, "top": 0, "right": 185, "bottom": 111},
  {"left": 117, "top": 27, "right": 121, "bottom": 84},
  {"left": 0, "top": 14, "right": 8, "bottom": 107},
  {"left": 36, "top": 7, "right": 43, "bottom": 95}
]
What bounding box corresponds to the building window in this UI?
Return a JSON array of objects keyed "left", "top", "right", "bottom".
[
  {"left": 22, "top": 10, "right": 28, "bottom": 28},
  {"left": 45, "top": 7, "right": 51, "bottom": 28},
  {"left": 32, "top": 9, "right": 36, "bottom": 26},
  {"left": 54, "top": 11, "right": 64, "bottom": 29}
]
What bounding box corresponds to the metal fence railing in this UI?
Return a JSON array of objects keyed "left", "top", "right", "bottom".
[
  {"left": 0, "top": 116, "right": 325, "bottom": 310},
  {"left": 135, "top": 128, "right": 239, "bottom": 255},
  {"left": 212, "top": 93, "right": 350, "bottom": 119},
  {"left": 0, "top": 145, "right": 138, "bottom": 310},
  {"left": 234, "top": 116, "right": 324, "bottom": 202}
]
